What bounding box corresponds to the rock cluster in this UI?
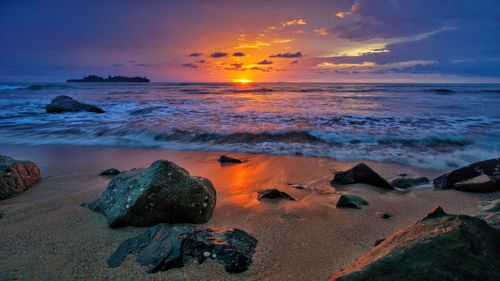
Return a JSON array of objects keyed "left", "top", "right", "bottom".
[
  {"left": 108, "top": 224, "right": 258, "bottom": 273},
  {"left": 331, "top": 163, "right": 394, "bottom": 190}
]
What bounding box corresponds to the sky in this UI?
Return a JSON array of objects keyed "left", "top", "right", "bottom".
[{"left": 1, "top": 0, "right": 499, "bottom": 82}]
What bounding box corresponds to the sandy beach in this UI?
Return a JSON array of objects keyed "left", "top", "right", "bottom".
[{"left": 0, "top": 143, "right": 495, "bottom": 281}]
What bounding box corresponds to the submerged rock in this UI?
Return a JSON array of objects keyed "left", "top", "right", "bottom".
[
  {"left": 328, "top": 206, "right": 500, "bottom": 281},
  {"left": 433, "top": 157, "right": 500, "bottom": 190},
  {"left": 390, "top": 176, "right": 429, "bottom": 189},
  {"left": 336, "top": 194, "right": 369, "bottom": 209},
  {"left": 84, "top": 160, "right": 216, "bottom": 228},
  {"left": 108, "top": 224, "right": 258, "bottom": 274},
  {"left": 0, "top": 155, "right": 41, "bottom": 200},
  {"left": 218, "top": 155, "right": 243, "bottom": 164},
  {"left": 453, "top": 174, "right": 499, "bottom": 193},
  {"left": 99, "top": 168, "right": 120, "bottom": 176},
  {"left": 331, "top": 163, "right": 394, "bottom": 190},
  {"left": 257, "top": 189, "right": 295, "bottom": 201},
  {"left": 45, "top": 95, "right": 105, "bottom": 113}
]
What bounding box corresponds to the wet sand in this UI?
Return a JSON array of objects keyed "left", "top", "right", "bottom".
[{"left": 0, "top": 144, "right": 496, "bottom": 280}]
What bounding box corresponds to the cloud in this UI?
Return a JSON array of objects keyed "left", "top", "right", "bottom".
[
  {"left": 270, "top": 51, "right": 303, "bottom": 58},
  {"left": 250, "top": 66, "right": 272, "bottom": 72},
  {"left": 189, "top": 52, "right": 202, "bottom": 57},
  {"left": 223, "top": 63, "right": 243, "bottom": 70},
  {"left": 257, "top": 60, "right": 273, "bottom": 65},
  {"left": 112, "top": 63, "right": 124, "bottom": 67},
  {"left": 232, "top": 52, "right": 245, "bottom": 57},
  {"left": 335, "top": 3, "right": 359, "bottom": 19},
  {"left": 291, "top": 60, "right": 299, "bottom": 64},
  {"left": 181, "top": 63, "right": 198, "bottom": 69},
  {"left": 210, "top": 52, "right": 228, "bottom": 58},
  {"left": 283, "top": 19, "right": 307, "bottom": 26},
  {"left": 196, "top": 59, "right": 206, "bottom": 64},
  {"left": 134, "top": 63, "right": 151, "bottom": 67},
  {"left": 237, "top": 41, "right": 271, "bottom": 49},
  {"left": 272, "top": 39, "right": 293, "bottom": 43},
  {"left": 314, "top": 28, "right": 329, "bottom": 36}
]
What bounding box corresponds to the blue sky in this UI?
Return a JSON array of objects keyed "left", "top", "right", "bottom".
[{"left": 1, "top": 0, "right": 499, "bottom": 82}]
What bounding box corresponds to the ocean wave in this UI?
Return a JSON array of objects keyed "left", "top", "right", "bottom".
[
  {"left": 0, "top": 84, "right": 71, "bottom": 91},
  {"left": 425, "top": 88, "right": 456, "bottom": 94},
  {"left": 0, "top": 85, "right": 26, "bottom": 91}
]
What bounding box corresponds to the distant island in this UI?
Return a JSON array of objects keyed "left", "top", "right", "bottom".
[{"left": 67, "top": 75, "right": 150, "bottom": 83}]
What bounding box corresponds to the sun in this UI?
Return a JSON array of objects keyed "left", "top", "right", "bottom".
[{"left": 232, "top": 78, "right": 252, "bottom": 84}]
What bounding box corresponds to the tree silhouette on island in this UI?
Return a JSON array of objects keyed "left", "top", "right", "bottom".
[{"left": 67, "top": 75, "right": 150, "bottom": 83}]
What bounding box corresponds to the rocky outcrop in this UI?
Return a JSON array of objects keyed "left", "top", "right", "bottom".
[
  {"left": 0, "top": 155, "right": 41, "bottom": 200},
  {"left": 453, "top": 174, "right": 499, "bottom": 193},
  {"left": 218, "top": 155, "right": 243, "bottom": 164},
  {"left": 84, "top": 160, "right": 216, "bottom": 228},
  {"left": 328, "top": 207, "right": 500, "bottom": 281},
  {"left": 108, "top": 224, "right": 257, "bottom": 274},
  {"left": 336, "top": 194, "right": 368, "bottom": 209},
  {"left": 257, "top": 189, "right": 295, "bottom": 201},
  {"left": 45, "top": 95, "right": 105, "bottom": 113},
  {"left": 433, "top": 157, "right": 500, "bottom": 190},
  {"left": 331, "top": 163, "right": 394, "bottom": 190},
  {"left": 99, "top": 168, "right": 120, "bottom": 176},
  {"left": 390, "top": 176, "right": 429, "bottom": 189}
]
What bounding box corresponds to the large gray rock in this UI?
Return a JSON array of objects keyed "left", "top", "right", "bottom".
[
  {"left": 331, "top": 163, "right": 394, "bottom": 190},
  {"left": 0, "top": 155, "right": 41, "bottom": 200},
  {"left": 108, "top": 224, "right": 257, "bottom": 274},
  {"left": 328, "top": 207, "right": 500, "bottom": 281},
  {"left": 85, "top": 160, "right": 216, "bottom": 228},
  {"left": 45, "top": 95, "right": 104, "bottom": 113},
  {"left": 433, "top": 157, "right": 500, "bottom": 190}
]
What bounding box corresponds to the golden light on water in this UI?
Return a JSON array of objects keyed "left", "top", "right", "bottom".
[{"left": 232, "top": 78, "right": 253, "bottom": 84}]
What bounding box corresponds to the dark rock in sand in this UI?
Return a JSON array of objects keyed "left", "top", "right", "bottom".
[
  {"left": 390, "top": 176, "right": 429, "bottom": 189},
  {"left": 336, "top": 194, "right": 369, "bottom": 209},
  {"left": 108, "top": 224, "right": 257, "bottom": 274},
  {"left": 373, "top": 238, "right": 385, "bottom": 247},
  {"left": 84, "top": 160, "right": 216, "bottom": 228},
  {"left": 379, "top": 213, "right": 391, "bottom": 219},
  {"left": 45, "top": 95, "right": 105, "bottom": 113},
  {"left": 257, "top": 189, "right": 295, "bottom": 201},
  {"left": 218, "top": 155, "right": 243, "bottom": 164},
  {"left": 99, "top": 168, "right": 120, "bottom": 176},
  {"left": 328, "top": 206, "right": 500, "bottom": 281},
  {"left": 0, "top": 155, "right": 41, "bottom": 200},
  {"left": 453, "top": 174, "right": 499, "bottom": 193},
  {"left": 331, "top": 163, "right": 394, "bottom": 190},
  {"left": 433, "top": 157, "right": 500, "bottom": 190}
]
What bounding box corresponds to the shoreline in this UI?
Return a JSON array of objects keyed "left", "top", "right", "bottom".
[{"left": 0, "top": 143, "right": 496, "bottom": 280}]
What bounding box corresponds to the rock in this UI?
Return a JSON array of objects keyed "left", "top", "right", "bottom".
[
  {"left": 331, "top": 163, "right": 394, "bottom": 190},
  {"left": 0, "top": 155, "right": 41, "bottom": 200},
  {"left": 379, "top": 213, "right": 391, "bottom": 219},
  {"left": 257, "top": 189, "right": 295, "bottom": 201},
  {"left": 218, "top": 155, "right": 243, "bottom": 164},
  {"left": 336, "top": 194, "right": 369, "bottom": 209},
  {"left": 433, "top": 157, "right": 500, "bottom": 190},
  {"left": 108, "top": 224, "right": 257, "bottom": 274},
  {"left": 99, "top": 168, "right": 120, "bottom": 176},
  {"left": 453, "top": 174, "right": 499, "bottom": 193},
  {"left": 373, "top": 238, "right": 385, "bottom": 247},
  {"left": 482, "top": 212, "right": 500, "bottom": 229},
  {"left": 390, "top": 176, "right": 429, "bottom": 189},
  {"left": 84, "top": 160, "right": 216, "bottom": 228},
  {"left": 45, "top": 95, "right": 105, "bottom": 113},
  {"left": 479, "top": 198, "right": 500, "bottom": 212},
  {"left": 328, "top": 206, "right": 500, "bottom": 281}
]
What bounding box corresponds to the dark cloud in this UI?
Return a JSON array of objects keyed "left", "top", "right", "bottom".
[
  {"left": 270, "top": 51, "right": 303, "bottom": 58},
  {"left": 112, "top": 63, "right": 124, "bottom": 67},
  {"left": 196, "top": 59, "right": 206, "bottom": 64},
  {"left": 257, "top": 59, "right": 273, "bottom": 65},
  {"left": 134, "top": 63, "right": 151, "bottom": 67},
  {"left": 233, "top": 52, "right": 245, "bottom": 57},
  {"left": 291, "top": 60, "right": 299, "bottom": 64},
  {"left": 181, "top": 63, "right": 198, "bottom": 69},
  {"left": 210, "top": 52, "right": 228, "bottom": 58},
  {"left": 250, "top": 66, "right": 271, "bottom": 72},
  {"left": 223, "top": 63, "right": 243, "bottom": 70},
  {"left": 189, "top": 52, "right": 202, "bottom": 57}
]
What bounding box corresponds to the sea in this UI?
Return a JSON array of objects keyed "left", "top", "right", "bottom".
[{"left": 0, "top": 82, "right": 499, "bottom": 169}]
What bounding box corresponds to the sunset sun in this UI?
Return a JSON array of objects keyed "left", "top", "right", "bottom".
[{"left": 233, "top": 78, "right": 252, "bottom": 84}]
